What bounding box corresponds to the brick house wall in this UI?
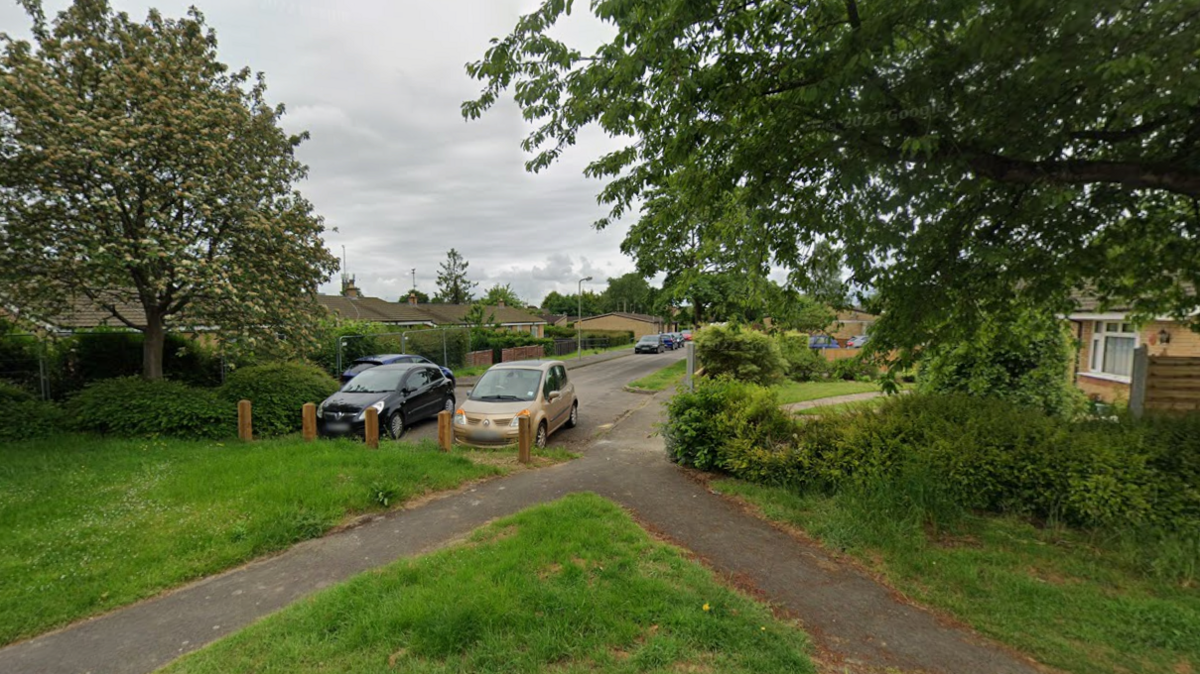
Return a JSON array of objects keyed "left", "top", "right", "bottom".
[
  {"left": 576, "top": 314, "right": 662, "bottom": 339},
  {"left": 827, "top": 310, "right": 876, "bottom": 344},
  {"left": 1073, "top": 319, "right": 1200, "bottom": 402}
]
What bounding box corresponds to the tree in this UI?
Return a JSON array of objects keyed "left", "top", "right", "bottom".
[
  {"left": 465, "top": 0, "right": 1200, "bottom": 352},
  {"left": 600, "top": 272, "right": 655, "bottom": 314},
  {"left": 434, "top": 248, "right": 477, "bottom": 304},
  {"left": 541, "top": 290, "right": 603, "bottom": 317},
  {"left": 481, "top": 283, "right": 524, "bottom": 307},
  {"left": 463, "top": 303, "right": 498, "bottom": 328},
  {"left": 0, "top": 1, "right": 338, "bottom": 379},
  {"left": 404, "top": 289, "right": 430, "bottom": 304}
]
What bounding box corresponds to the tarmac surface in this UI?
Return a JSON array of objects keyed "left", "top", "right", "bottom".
[{"left": 0, "top": 351, "right": 1042, "bottom": 674}]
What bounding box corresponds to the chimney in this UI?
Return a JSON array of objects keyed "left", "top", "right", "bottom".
[
  {"left": 497, "top": 299, "right": 506, "bottom": 307},
  {"left": 408, "top": 293, "right": 418, "bottom": 306},
  {"left": 341, "top": 275, "right": 359, "bottom": 299}
]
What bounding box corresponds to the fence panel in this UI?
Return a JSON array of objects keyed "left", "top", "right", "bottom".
[
  {"left": 465, "top": 350, "right": 493, "bottom": 367},
  {"left": 1145, "top": 355, "right": 1200, "bottom": 414},
  {"left": 501, "top": 345, "right": 546, "bottom": 362}
]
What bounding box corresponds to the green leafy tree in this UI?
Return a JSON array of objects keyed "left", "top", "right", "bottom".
[
  {"left": 404, "top": 289, "right": 430, "bottom": 304},
  {"left": 463, "top": 303, "right": 498, "bottom": 328},
  {"left": 481, "top": 283, "right": 524, "bottom": 307},
  {"left": 434, "top": 248, "right": 477, "bottom": 304},
  {"left": 0, "top": 0, "right": 339, "bottom": 379},
  {"left": 465, "top": 0, "right": 1200, "bottom": 352},
  {"left": 600, "top": 272, "right": 656, "bottom": 314},
  {"left": 541, "top": 290, "right": 603, "bottom": 317}
]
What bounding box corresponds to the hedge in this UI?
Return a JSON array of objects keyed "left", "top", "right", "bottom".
[
  {"left": 220, "top": 362, "right": 340, "bottom": 438},
  {"left": 66, "top": 377, "right": 231, "bottom": 439}
]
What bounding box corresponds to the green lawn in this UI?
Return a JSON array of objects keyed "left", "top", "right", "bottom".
[
  {"left": 0, "top": 434, "right": 508, "bottom": 645},
  {"left": 774, "top": 379, "right": 882, "bottom": 404},
  {"left": 713, "top": 479, "right": 1200, "bottom": 674},
  {"left": 161, "top": 494, "right": 816, "bottom": 674},
  {"left": 793, "top": 398, "right": 889, "bottom": 416},
  {"left": 627, "top": 359, "right": 687, "bottom": 391}
]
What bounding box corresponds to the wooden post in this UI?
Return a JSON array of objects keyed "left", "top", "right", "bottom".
[
  {"left": 1130, "top": 345, "right": 1148, "bottom": 419},
  {"left": 437, "top": 410, "right": 452, "bottom": 452},
  {"left": 302, "top": 403, "right": 317, "bottom": 441},
  {"left": 364, "top": 407, "right": 379, "bottom": 449},
  {"left": 517, "top": 415, "right": 531, "bottom": 465},
  {"left": 237, "top": 400, "right": 252, "bottom": 442}
]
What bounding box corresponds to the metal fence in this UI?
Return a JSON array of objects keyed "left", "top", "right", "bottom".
[
  {"left": 551, "top": 338, "right": 613, "bottom": 357},
  {"left": 335, "top": 328, "right": 472, "bottom": 375}
]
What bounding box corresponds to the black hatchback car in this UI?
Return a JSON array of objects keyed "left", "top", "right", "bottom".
[{"left": 318, "top": 363, "right": 455, "bottom": 439}]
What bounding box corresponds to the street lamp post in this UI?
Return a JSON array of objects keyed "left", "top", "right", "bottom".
[{"left": 577, "top": 276, "right": 592, "bottom": 359}]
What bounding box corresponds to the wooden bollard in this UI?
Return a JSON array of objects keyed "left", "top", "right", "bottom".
[
  {"left": 302, "top": 403, "right": 317, "bottom": 442},
  {"left": 364, "top": 407, "right": 379, "bottom": 449},
  {"left": 437, "top": 410, "right": 452, "bottom": 452},
  {"left": 517, "top": 415, "right": 531, "bottom": 465},
  {"left": 237, "top": 400, "right": 252, "bottom": 442}
]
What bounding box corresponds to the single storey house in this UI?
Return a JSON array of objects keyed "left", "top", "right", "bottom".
[
  {"left": 1067, "top": 294, "right": 1200, "bottom": 402},
  {"left": 575, "top": 312, "right": 670, "bottom": 339}
]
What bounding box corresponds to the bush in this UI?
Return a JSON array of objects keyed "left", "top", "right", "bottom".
[
  {"left": 695, "top": 324, "right": 785, "bottom": 385},
  {"left": 776, "top": 332, "right": 826, "bottom": 381},
  {"left": 66, "top": 377, "right": 231, "bottom": 438},
  {"left": 917, "top": 309, "right": 1084, "bottom": 417},
  {"left": 829, "top": 355, "right": 877, "bottom": 381},
  {"left": 666, "top": 385, "right": 1199, "bottom": 531},
  {"left": 0, "top": 381, "right": 62, "bottom": 442},
  {"left": 469, "top": 329, "right": 553, "bottom": 362},
  {"left": 48, "top": 328, "right": 223, "bottom": 394},
  {"left": 219, "top": 362, "right": 340, "bottom": 438}
]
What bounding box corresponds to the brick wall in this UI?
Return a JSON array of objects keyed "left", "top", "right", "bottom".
[
  {"left": 500, "top": 345, "right": 545, "bottom": 362},
  {"left": 466, "top": 350, "right": 493, "bottom": 367},
  {"left": 577, "top": 315, "right": 660, "bottom": 339}
]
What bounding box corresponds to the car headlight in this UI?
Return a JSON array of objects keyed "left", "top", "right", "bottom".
[
  {"left": 316, "top": 402, "right": 326, "bottom": 417},
  {"left": 454, "top": 408, "right": 467, "bottom": 425},
  {"left": 356, "top": 400, "right": 385, "bottom": 421},
  {"left": 509, "top": 410, "right": 530, "bottom": 428}
]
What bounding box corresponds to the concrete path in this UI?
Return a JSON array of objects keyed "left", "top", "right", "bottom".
[{"left": 0, "top": 389, "right": 1041, "bottom": 674}]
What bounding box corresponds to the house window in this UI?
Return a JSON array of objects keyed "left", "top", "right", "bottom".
[{"left": 1089, "top": 321, "right": 1136, "bottom": 378}]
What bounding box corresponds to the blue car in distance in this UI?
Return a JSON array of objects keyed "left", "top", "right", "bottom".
[
  {"left": 342, "top": 354, "right": 455, "bottom": 388},
  {"left": 808, "top": 335, "right": 840, "bottom": 349},
  {"left": 660, "top": 333, "right": 677, "bottom": 350}
]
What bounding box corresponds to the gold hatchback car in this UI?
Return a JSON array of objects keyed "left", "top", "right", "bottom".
[{"left": 454, "top": 360, "right": 578, "bottom": 448}]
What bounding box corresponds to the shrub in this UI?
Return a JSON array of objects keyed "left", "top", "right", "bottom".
[
  {"left": 664, "top": 378, "right": 797, "bottom": 473},
  {"left": 66, "top": 377, "right": 231, "bottom": 438},
  {"left": 469, "top": 329, "right": 553, "bottom": 362},
  {"left": 917, "top": 309, "right": 1084, "bottom": 417},
  {"left": 829, "top": 355, "right": 877, "bottom": 381},
  {"left": 220, "top": 362, "right": 340, "bottom": 438},
  {"left": 49, "top": 328, "right": 223, "bottom": 394},
  {"left": 0, "top": 382, "right": 62, "bottom": 442},
  {"left": 695, "top": 324, "right": 784, "bottom": 385},
  {"left": 776, "top": 332, "right": 826, "bottom": 381}
]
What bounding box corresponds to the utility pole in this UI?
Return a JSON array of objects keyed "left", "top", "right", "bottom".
[{"left": 411, "top": 268, "right": 416, "bottom": 291}]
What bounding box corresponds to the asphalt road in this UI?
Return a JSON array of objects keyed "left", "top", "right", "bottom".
[{"left": 399, "top": 348, "right": 687, "bottom": 448}]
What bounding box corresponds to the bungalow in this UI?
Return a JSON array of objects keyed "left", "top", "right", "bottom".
[
  {"left": 575, "top": 312, "right": 669, "bottom": 339},
  {"left": 406, "top": 296, "right": 548, "bottom": 337},
  {"left": 1067, "top": 295, "right": 1200, "bottom": 402}
]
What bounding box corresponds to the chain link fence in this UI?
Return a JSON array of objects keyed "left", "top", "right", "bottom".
[{"left": 334, "top": 328, "right": 472, "bottom": 376}]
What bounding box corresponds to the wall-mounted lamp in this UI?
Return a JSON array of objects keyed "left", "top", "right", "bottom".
[{"left": 1158, "top": 328, "right": 1171, "bottom": 345}]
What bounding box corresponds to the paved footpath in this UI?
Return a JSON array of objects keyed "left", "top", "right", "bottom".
[{"left": 1, "top": 391, "right": 1042, "bottom": 674}]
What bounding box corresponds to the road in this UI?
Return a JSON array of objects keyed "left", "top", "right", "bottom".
[{"left": 400, "top": 349, "right": 687, "bottom": 448}]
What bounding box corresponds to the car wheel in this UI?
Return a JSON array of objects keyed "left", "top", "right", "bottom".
[
  {"left": 565, "top": 401, "right": 578, "bottom": 429},
  {"left": 442, "top": 395, "right": 455, "bottom": 416},
  {"left": 535, "top": 421, "right": 548, "bottom": 449},
  {"left": 387, "top": 411, "right": 406, "bottom": 440}
]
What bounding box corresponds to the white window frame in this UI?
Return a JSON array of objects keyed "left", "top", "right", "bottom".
[{"left": 1086, "top": 320, "right": 1138, "bottom": 382}]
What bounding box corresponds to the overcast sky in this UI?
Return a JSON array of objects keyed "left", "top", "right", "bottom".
[{"left": 1, "top": 0, "right": 638, "bottom": 306}]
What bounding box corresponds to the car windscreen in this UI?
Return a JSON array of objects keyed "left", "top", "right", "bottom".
[
  {"left": 470, "top": 368, "right": 542, "bottom": 402},
  {"left": 341, "top": 368, "right": 404, "bottom": 393},
  {"left": 638, "top": 336, "right": 658, "bottom": 343}
]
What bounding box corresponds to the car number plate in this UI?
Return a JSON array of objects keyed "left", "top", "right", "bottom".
[{"left": 326, "top": 422, "right": 350, "bottom": 432}]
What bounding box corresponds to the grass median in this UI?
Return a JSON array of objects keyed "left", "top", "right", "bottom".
[
  {"left": 627, "top": 359, "right": 687, "bottom": 392},
  {"left": 161, "top": 493, "right": 816, "bottom": 674},
  {"left": 713, "top": 479, "right": 1200, "bottom": 674},
  {"left": 0, "top": 434, "right": 511, "bottom": 645}
]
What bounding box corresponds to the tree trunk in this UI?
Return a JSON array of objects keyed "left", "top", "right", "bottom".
[{"left": 142, "top": 311, "right": 165, "bottom": 380}]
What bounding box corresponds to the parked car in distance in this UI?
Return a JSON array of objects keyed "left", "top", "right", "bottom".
[
  {"left": 809, "top": 335, "right": 840, "bottom": 349},
  {"left": 341, "top": 353, "right": 455, "bottom": 388},
  {"left": 635, "top": 334, "right": 665, "bottom": 354},
  {"left": 318, "top": 363, "right": 455, "bottom": 440},
  {"left": 661, "top": 333, "right": 677, "bottom": 350},
  {"left": 454, "top": 360, "right": 577, "bottom": 449},
  {"left": 680, "top": 330, "right": 693, "bottom": 341},
  {"left": 846, "top": 334, "right": 870, "bottom": 348}
]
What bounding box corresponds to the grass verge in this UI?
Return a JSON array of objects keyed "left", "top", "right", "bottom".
[
  {"left": 0, "top": 434, "right": 504, "bottom": 645},
  {"left": 773, "top": 379, "right": 881, "bottom": 405},
  {"left": 793, "top": 398, "right": 889, "bottom": 416},
  {"left": 161, "top": 493, "right": 816, "bottom": 674},
  {"left": 712, "top": 479, "right": 1200, "bottom": 674},
  {"left": 627, "top": 359, "right": 687, "bottom": 391}
]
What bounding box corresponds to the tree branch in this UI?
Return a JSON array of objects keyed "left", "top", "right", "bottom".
[{"left": 966, "top": 153, "right": 1200, "bottom": 197}]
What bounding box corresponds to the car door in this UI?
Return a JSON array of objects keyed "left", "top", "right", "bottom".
[
  {"left": 400, "top": 368, "right": 431, "bottom": 421},
  {"left": 544, "top": 365, "right": 572, "bottom": 431}
]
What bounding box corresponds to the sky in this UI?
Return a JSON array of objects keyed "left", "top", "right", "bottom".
[{"left": 0, "top": 0, "right": 637, "bottom": 306}]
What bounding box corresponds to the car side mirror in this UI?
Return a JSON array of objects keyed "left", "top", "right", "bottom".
[
  {"left": 548, "top": 390, "right": 562, "bottom": 401},
  {"left": 466, "top": 388, "right": 473, "bottom": 397}
]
